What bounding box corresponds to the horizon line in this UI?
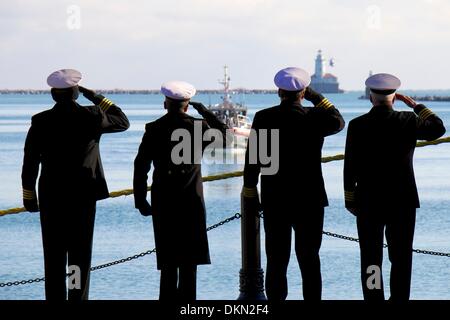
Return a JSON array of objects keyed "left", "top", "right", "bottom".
[{"left": 1, "top": 88, "right": 450, "bottom": 93}]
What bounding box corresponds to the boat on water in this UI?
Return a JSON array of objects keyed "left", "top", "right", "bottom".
[{"left": 208, "top": 66, "right": 252, "bottom": 139}]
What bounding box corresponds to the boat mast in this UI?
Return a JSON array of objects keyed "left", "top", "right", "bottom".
[{"left": 219, "top": 65, "right": 232, "bottom": 107}]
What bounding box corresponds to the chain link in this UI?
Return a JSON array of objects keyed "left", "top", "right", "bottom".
[
  {"left": 322, "top": 231, "right": 450, "bottom": 257},
  {"left": 0, "top": 213, "right": 241, "bottom": 288},
  {"left": 206, "top": 213, "right": 241, "bottom": 232},
  {"left": 0, "top": 277, "right": 45, "bottom": 287},
  {"left": 411, "top": 248, "right": 450, "bottom": 257},
  {"left": 1, "top": 212, "right": 449, "bottom": 288}
]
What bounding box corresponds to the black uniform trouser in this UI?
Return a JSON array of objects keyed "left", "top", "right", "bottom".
[
  {"left": 39, "top": 197, "right": 96, "bottom": 300},
  {"left": 357, "top": 208, "right": 416, "bottom": 301},
  {"left": 263, "top": 207, "right": 324, "bottom": 301},
  {"left": 159, "top": 265, "right": 197, "bottom": 301}
]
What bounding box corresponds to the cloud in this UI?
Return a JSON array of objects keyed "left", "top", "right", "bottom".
[{"left": 0, "top": 0, "right": 450, "bottom": 89}]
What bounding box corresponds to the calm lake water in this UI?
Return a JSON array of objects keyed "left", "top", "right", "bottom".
[{"left": 0, "top": 91, "right": 449, "bottom": 300}]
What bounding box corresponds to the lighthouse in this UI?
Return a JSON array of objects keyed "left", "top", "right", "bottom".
[
  {"left": 314, "top": 49, "right": 326, "bottom": 78},
  {"left": 310, "top": 50, "right": 342, "bottom": 93}
]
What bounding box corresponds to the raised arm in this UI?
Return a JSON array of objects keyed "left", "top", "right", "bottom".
[
  {"left": 189, "top": 101, "right": 233, "bottom": 147},
  {"left": 396, "top": 93, "right": 446, "bottom": 141},
  {"left": 79, "top": 86, "right": 130, "bottom": 134},
  {"left": 188, "top": 101, "right": 227, "bottom": 131},
  {"left": 305, "top": 87, "right": 345, "bottom": 136},
  {"left": 413, "top": 104, "right": 446, "bottom": 141}
]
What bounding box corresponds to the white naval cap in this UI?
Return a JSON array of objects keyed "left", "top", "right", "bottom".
[
  {"left": 47, "top": 69, "right": 82, "bottom": 88},
  {"left": 365, "top": 73, "right": 401, "bottom": 94},
  {"left": 274, "top": 67, "right": 311, "bottom": 91},
  {"left": 161, "top": 81, "right": 196, "bottom": 100}
]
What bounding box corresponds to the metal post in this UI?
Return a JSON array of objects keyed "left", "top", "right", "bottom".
[{"left": 237, "top": 193, "right": 266, "bottom": 300}]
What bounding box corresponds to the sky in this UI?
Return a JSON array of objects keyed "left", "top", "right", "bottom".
[{"left": 1, "top": 0, "right": 450, "bottom": 90}]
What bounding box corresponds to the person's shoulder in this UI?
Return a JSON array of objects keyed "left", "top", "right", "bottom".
[
  {"left": 144, "top": 114, "right": 173, "bottom": 131},
  {"left": 257, "top": 105, "right": 279, "bottom": 114},
  {"left": 395, "top": 110, "right": 416, "bottom": 118},
  {"left": 255, "top": 106, "right": 280, "bottom": 118},
  {"left": 348, "top": 113, "right": 369, "bottom": 126},
  {"left": 75, "top": 105, "right": 109, "bottom": 125},
  {"left": 31, "top": 109, "right": 53, "bottom": 123},
  {"left": 83, "top": 104, "right": 99, "bottom": 112},
  {"left": 188, "top": 115, "right": 204, "bottom": 122},
  {"left": 302, "top": 106, "right": 317, "bottom": 113},
  {"left": 180, "top": 112, "right": 208, "bottom": 126},
  {"left": 145, "top": 120, "right": 158, "bottom": 131}
]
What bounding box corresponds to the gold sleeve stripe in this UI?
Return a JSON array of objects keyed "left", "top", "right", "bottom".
[
  {"left": 242, "top": 187, "right": 258, "bottom": 198},
  {"left": 418, "top": 108, "right": 428, "bottom": 117},
  {"left": 316, "top": 99, "right": 327, "bottom": 108},
  {"left": 100, "top": 98, "right": 113, "bottom": 110},
  {"left": 322, "top": 100, "right": 334, "bottom": 109},
  {"left": 316, "top": 99, "right": 333, "bottom": 109},
  {"left": 421, "top": 111, "right": 434, "bottom": 120},
  {"left": 344, "top": 191, "right": 355, "bottom": 201},
  {"left": 98, "top": 100, "right": 106, "bottom": 109},
  {"left": 418, "top": 108, "right": 435, "bottom": 120},
  {"left": 23, "top": 189, "right": 36, "bottom": 200},
  {"left": 99, "top": 98, "right": 114, "bottom": 111}
]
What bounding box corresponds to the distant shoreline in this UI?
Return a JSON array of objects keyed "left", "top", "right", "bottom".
[
  {"left": 0, "top": 89, "right": 279, "bottom": 95},
  {"left": 2, "top": 89, "right": 450, "bottom": 95}
]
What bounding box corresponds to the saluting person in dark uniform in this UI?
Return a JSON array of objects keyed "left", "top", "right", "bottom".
[
  {"left": 21, "top": 69, "right": 130, "bottom": 300},
  {"left": 243, "top": 67, "right": 345, "bottom": 300},
  {"left": 344, "top": 73, "right": 446, "bottom": 301},
  {"left": 133, "top": 81, "right": 230, "bottom": 300}
]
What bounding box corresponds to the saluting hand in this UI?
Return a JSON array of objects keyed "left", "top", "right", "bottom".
[
  {"left": 78, "top": 86, "right": 96, "bottom": 101},
  {"left": 189, "top": 101, "right": 207, "bottom": 113},
  {"left": 137, "top": 200, "right": 152, "bottom": 217},
  {"left": 395, "top": 93, "right": 417, "bottom": 108},
  {"left": 303, "top": 86, "right": 318, "bottom": 102}
]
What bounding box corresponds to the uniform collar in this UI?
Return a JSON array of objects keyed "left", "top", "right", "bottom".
[
  {"left": 279, "top": 100, "right": 302, "bottom": 109},
  {"left": 166, "top": 110, "right": 190, "bottom": 118},
  {"left": 53, "top": 100, "right": 79, "bottom": 110},
  {"left": 369, "top": 104, "right": 394, "bottom": 113}
]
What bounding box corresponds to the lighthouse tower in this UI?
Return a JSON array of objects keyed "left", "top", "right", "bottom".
[
  {"left": 310, "top": 49, "right": 342, "bottom": 93},
  {"left": 314, "top": 50, "right": 326, "bottom": 79}
]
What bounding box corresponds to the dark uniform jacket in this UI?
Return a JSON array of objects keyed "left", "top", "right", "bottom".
[
  {"left": 344, "top": 104, "right": 446, "bottom": 209},
  {"left": 133, "top": 107, "right": 229, "bottom": 269},
  {"left": 243, "top": 93, "right": 345, "bottom": 210},
  {"left": 21, "top": 95, "right": 130, "bottom": 204}
]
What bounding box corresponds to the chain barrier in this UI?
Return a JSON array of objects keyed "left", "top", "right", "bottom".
[
  {"left": 0, "top": 213, "right": 241, "bottom": 288},
  {"left": 0, "top": 277, "right": 45, "bottom": 287},
  {"left": 322, "top": 231, "right": 450, "bottom": 257},
  {"left": 2, "top": 211, "right": 448, "bottom": 288}
]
